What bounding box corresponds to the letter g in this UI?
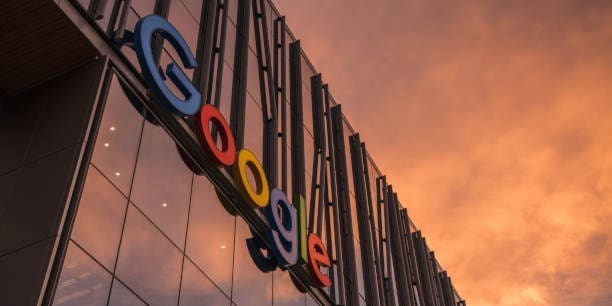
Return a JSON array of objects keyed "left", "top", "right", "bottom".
[{"left": 134, "top": 14, "right": 202, "bottom": 116}]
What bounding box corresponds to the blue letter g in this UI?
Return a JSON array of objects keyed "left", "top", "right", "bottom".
[{"left": 134, "top": 15, "right": 202, "bottom": 116}]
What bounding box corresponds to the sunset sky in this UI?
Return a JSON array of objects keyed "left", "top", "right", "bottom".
[{"left": 274, "top": 1, "right": 612, "bottom": 305}]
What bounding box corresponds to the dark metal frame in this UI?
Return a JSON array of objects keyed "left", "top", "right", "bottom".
[
  {"left": 251, "top": 0, "right": 278, "bottom": 187},
  {"left": 413, "top": 231, "right": 437, "bottom": 305},
  {"left": 361, "top": 143, "right": 387, "bottom": 306},
  {"left": 209, "top": 0, "right": 230, "bottom": 108},
  {"left": 330, "top": 105, "right": 360, "bottom": 306},
  {"left": 323, "top": 85, "right": 345, "bottom": 305},
  {"left": 308, "top": 73, "right": 326, "bottom": 235},
  {"left": 273, "top": 16, "right": 288, "bottom": 191},
  {"left": 384, "top": 185, "right": 414, "bottom": 306},
  {"left": 40, "top": 57, "right": 110, "bottom": 306},
  {"left": 288, "top": 40, "right": 306, "bottom": 201},
  {"left": 230, "top": 0, "right": 251, "bottom": 149},
  {"left": 400, "top": 209, "right": 427, "bottom": 306},
  {"left": 193, "top": 0, "right": 221, "bottom": 106},
  {"left": 349, "top": 133, "right": 380, "bottom": 306}
]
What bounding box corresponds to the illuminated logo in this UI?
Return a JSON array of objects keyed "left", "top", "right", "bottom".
[{"left": 128, "top": 15, "right": 331, "bottom": 289}]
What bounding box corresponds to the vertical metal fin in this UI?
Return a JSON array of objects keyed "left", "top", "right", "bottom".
[
  {"left": 230, "top": 0, "right": 251, "bottom": 149},
  {"left": 413, "top": 231, "right": 437, "bottom": 306},
  {"left": 251, "top": 0, "right": 278, "bottom": 187},
  {"left": 323, "top": 85, "right": 345, "bottom": 305},
  {"left": 385, "top": 186, "right": 414, "bottom": 305},
  {"left": 362, "top": 144, "right": 387, "bottom": 306},
  {"left": 210, "top": 0, "right": 230, "bottom": 109},
  {"left": 309, "top": 73, "right": 327, "bottom": 236},
  {"left": 193, "top": 0, "right": 219, "bottom": 101},
  {"left": 330, "top": 105, "right": 359, "bottom": 306},
  {"left": 349, "top": 134, "right": 381, "bottom": 306},
  {"left": 289, "top": 41, "right": 306, "bottom": 199},
  {"left": 274, "top": 16, "right": 288, "bottom": 192}
]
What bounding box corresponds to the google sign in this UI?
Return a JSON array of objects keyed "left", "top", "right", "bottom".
[{"left": 130, "top": 15, "right": 331, "bottom": 289}]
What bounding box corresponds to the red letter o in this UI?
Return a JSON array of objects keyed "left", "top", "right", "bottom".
[{"left": 195, "top": 104, "right": 236, "bottom": 166}]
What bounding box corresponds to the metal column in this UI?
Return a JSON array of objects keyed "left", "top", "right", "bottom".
[
  {"left": 288, "top": 40, "right": 306, "bottom": 200},
  {"left": 229, "top": 0, "right": 251, "bottom": 149},
  {"left": 330, "top": 105, "right": 359, "bottom": 306},
  {"left": 251, "top": 0, "right": 279, "bottom": 187},
  {"left": 413, "top": 231, "right": 437, "bottom": 306},
  {"left": 349, "top": 133, "right": 381, "bottom": 306},
  {"left": 384, "top": 186, "right": 414, "bottom": 306},
  {"left": 193, "top": 0, "right": 219, "bottom": 101},
  {"left": 361, "top": 144, "right": 386, "bottom": 306},
  {"left": 323, "top": 86, "right": 345, "bottom": 305}
]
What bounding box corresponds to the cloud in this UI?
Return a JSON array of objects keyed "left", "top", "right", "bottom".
[{"left": 274, "top": 0, "right": 612, "bottom": 305}]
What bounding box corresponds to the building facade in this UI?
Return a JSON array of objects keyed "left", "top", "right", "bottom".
[{"left": 0, "top": 0, "right": 465, "bottom": 305}]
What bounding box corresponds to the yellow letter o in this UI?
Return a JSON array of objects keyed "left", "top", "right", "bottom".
[{"left": 233, "top": 149, "right": 270, "bottom": 208}]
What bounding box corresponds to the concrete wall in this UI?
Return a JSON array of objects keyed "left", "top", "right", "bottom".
[{"left": 0, "top": 58, "right": 105, "bottom": 305}]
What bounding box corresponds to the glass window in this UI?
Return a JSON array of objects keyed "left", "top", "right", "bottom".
[
  {"left": 300, "top": 56, "right": 314, "bottom": 92},
  {"left": 217, "top": 63, "right": 234, "bottom": 120},
  {"left": 94, "top": 1, "right": 116, "bottom": 34},
  {"left": 179, "top": 259, "right": 232, "bottom": 306},
  {"left": 273, "top": 271, "right": 305, "bottom": 306},
  {"left": 108, "top": 279, "right": 147, "bottom": 306},
  {"left": 115, "top": 205, "right": 183, "bottom": 306},
  {"left": 180, "top": 0, "right": 204, "bottom": 23},
  {"left": 345, "top": 151, "right": 354, "bottom": 196},
  {"left": 305, "top": 295, "right": 319, "bottom": 306},
  {"left": 304, "top": 172, "right": 312, "bottom": 225},
  {"left": 231, "top": 219, "right": 272, "bottom": 306},
  {"left": 367, "top": 161, "right": 379, "bottom": 232},
  {"left": 168, "top": 0, "right": 201, "bottom": 54},
  {"left": 131, "top": 0, "right": 156, "bottom": 17},
  {"left": 53, "top": 243, "right": 112, "bottom": 306},
  {"left": 130, "top": 120, "right": 192, "bottom": 248},
  {"left": 265, "top": 1, "right": 277, "bottom": 55},
  {"left": 246, "top": 51, "right": 262, "bottom": 107},
  {"left": 342, "top": 121, "right": 354, "bottom": 194},
  {"left": 223, "top": 22, "right": 237, "bottom": 70},
  {"left": 388, "top": 259, "right": 399, "bottom": 306},
  {"left": 284, "top": 29, "right": 294, "bottom": 102},
  {"left": 91, "top": 74, "right": 144, "bottom": 195},
  {"left": 354, "top": 240, "right": 365, "bottom": 297},
  {"left": 228, "top": 0, "right": 238, "bottom": 25},
  {"left": 412, "top": 284, "right": 422, "bottom": 306},
  {"left": 71, "top": 166, "right": 127, "bottom": 270},
  {"left": 303, "top": 132, "right": 315, "bottom": 181},
  {"left": 186, "top": 176, "right": 235, "bottom": 294},
  {"left": 326, "top": 207, "right": 338, "bottom": 260},
  {"left": 243, "top": 95, "right": 264, "bottom": 162},
  {"left": 285, "top": 145, "right": 293, "bottom": 198},
  {"left": 349, "top": 196, "right": 359, "bottom": 242},
  {"left": 75, "top": 0, "right": 91, "bottom": 12},
  {"left": 330, "top": 264, "right": 341, "bottom": 302},
  {"left": 380, "top": 199, "right": 387, "bottom": 238},
  {"left": 302, "top": 84, "right": 313, "bottom": 133},
  {"left": 118, "top": 9, "right": 142, "bottom": 69},
  {"left": 248, "top": 9, "right": 256, "bottom": 52}
]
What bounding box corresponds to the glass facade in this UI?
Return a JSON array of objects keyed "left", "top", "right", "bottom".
[{"left": 48, "top": 0, "right": 465, "bottom": 305}]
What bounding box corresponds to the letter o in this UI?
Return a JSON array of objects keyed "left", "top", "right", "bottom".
[
  {"left": 233, "top": 149, "right": 270, "bottom": 208},
  {"left": 196, "top": 105, "right": 236, "bottom": 166}
]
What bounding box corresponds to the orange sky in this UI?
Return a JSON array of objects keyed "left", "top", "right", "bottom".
[{"left": 274, "top": 1, "right": 612, "bottom": 305}]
